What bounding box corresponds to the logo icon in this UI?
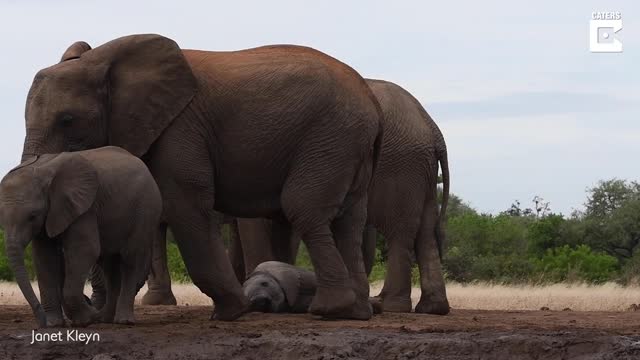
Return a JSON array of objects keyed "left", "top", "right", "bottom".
[{"left": 590, "top": 13, "right": 622, "bottom": 53}]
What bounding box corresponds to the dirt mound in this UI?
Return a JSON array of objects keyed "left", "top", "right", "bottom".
[{"left": 2, "top": 306, "right": 640, "bottom": 359}]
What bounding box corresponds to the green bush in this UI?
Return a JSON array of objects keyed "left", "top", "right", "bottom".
[
  {"left": 166, "top": 238, "right": 190, "bottom": 282},
  {"left": 527, "top": 214, "right": 565, "bottom": 256},
  {"left": 295, "top": 243, "right": 313, "bottom": 271},
  {"left": 0, "top": 229, "right": 36, "bottom": 281},
  {"left": 532, "top": 245, "right": 618, "bottom": 283}
]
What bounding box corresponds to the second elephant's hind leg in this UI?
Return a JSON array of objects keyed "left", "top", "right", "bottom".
[
  {"left": 377, "top": 228, "right": 415, "bottom": 313},
  {"left": 362, "top": 225, "right": 377, "bottom": 276},
  {"left": 414, "top": 198, "right": 450, "bottom": 315}
]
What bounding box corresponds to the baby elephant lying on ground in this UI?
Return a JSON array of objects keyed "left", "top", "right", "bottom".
[
  {"left": 0, "top": 146, "right": 162, "bottom": 327},
  {"left": 243, "top": 261, "right": 318, "bottom": 313}
]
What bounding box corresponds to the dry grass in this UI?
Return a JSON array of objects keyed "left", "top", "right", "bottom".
[
  {"left": 1, "top": 281, "right": 639, "bottom": 311},
  {"left": 432, "top": 282, "right": 640, "bottom": 312}
]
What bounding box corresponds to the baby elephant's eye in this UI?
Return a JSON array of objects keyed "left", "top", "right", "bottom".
[
  {"left": 28, "top": 212, "right": 38, "bottom": 222},
  {"left": 260, "top": 282, "right": 269, "bottom": 287}
]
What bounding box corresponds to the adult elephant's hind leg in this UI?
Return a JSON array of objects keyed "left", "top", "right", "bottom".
[
  {"left": 141, "top": 223, "right": 177, "bottom": 306},
  {"left": 281, "top": 160, "right": 362, "bottom": 319},
  {"left": 89, "top": 265, "right": 107, "bottom": 310},
  {"left": 331, "top": 195, "right": 372, "bottom": 320},
  {"left": 414, "top": 198, "right": 450, "bottom": 315}
]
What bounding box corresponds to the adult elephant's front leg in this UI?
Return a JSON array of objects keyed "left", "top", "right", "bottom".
[
  {"left": 167, "top": 198, "right": 248, "bottom": 320},
  {"left": 153, "top": 156, "right": 248, "bottom": 320},
  {"left": 141, "top": 223, "right": 177, "bottom": 305}
]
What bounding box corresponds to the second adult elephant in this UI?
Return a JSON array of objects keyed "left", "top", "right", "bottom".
[
  {"left": 144, "top": 79, "right": 451, "bottom": 314},
  {"left": 21, "top": 34, "right": 382, "bottom": 320}
]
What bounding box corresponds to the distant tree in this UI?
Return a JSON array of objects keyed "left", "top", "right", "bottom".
[
  {"left": 445, "top": 193, "right": 476, "bottom": 218},
  {"left": 583, "top": 179, "right": 640, "bottom": 261},
  {"left": 532, "top": 196, "right": 551, "bottom": 218},
  {"left": 502, "top": 196, "right": 551, "bottom": 218},
  {"left": 585, "top": 179, "right": 640, "bottom": 218}
]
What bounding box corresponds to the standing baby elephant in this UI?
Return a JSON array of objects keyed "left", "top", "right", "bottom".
[{"left": 0, "top": 146, "right": 162, "bottom": 327}]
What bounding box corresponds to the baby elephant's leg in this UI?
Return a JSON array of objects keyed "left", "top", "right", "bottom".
[
  {"left": 115, "top": 228, "right": 154, "bottom": 325},
  {"left": 32, "top": 236, "right": 65, "bottom": 327},
  {"left": 98, "top": 258, "right": 120, "bottom": 323},
  {"left": 114, "top": 260, "right": 137, "bottom": 325},
  {"left": 61, "top": 213, "right": 100, "bottom": 327}
]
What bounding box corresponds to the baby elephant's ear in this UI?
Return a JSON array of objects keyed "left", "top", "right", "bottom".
[
  {"left": 60, "top": 41, "right": 92, "bottom": 62},
  {"left": 46, "top": 155, "right": 98, "bottom": 237}
]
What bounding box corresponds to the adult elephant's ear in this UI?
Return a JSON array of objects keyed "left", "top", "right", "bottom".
[
  {"left": 84, "top": 34, "right": 198, "bottom": 157},
  {"left": 46, "top": 155, "right": 98, "bottom": 238},
  {"left": 60, "top": 41, "right": 92, "bottom": 62}
]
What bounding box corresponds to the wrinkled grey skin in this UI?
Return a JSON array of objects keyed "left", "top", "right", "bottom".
[
  {"left": 0, "top": 147, "right": 161, "bottom": 327},
  {"left": 243, "top": 261, "right": 317, "bottom": 313},
  {"left": 143, "top": 79, "right": 450, "bottom": 315}
]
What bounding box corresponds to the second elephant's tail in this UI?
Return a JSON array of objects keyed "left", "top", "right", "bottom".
[{"left": 435, "top": 149, "right": 450, "bottom": 260}]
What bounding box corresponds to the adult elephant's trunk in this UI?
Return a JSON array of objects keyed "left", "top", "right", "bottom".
[{"left": 6, "top": 239, "right": 47, "bottom": 327}]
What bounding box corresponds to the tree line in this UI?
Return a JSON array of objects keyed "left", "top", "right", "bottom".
[{"left": 0, "top": 178, "right": 638, "bottom": 285}]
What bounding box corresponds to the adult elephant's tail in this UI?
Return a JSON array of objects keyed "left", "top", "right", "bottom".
[{"left": 435, "top": 149, "right": 450, "bottom": 260}]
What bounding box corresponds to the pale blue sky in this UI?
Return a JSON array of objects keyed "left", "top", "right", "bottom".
[{"left": 0, "top": 0, "right": 638, "bottom": 214}]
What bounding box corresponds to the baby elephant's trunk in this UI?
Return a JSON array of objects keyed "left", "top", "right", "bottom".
[{"left": 6, "top": 238, "right": 47, "bottom": 327}]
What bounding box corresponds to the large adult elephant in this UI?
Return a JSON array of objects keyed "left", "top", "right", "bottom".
[
  {"left": 21, "top": 34, "right": 382, "bottom": 321},
  {"left": 145, "top": 79, "right": 451, "bottom": 315}
]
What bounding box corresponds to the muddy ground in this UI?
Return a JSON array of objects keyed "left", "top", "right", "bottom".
[{"left": 2, "top": 305, "right": 640, "bottom": 359}]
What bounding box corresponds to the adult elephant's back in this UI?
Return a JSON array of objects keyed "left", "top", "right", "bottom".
[{"left": 177, "top": 46, "right": 382, "bottom": 218}]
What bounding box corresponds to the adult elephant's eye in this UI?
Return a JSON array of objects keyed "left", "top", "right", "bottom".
[{"left": 60, "top": 114, "right": 73, "bottom": 127}]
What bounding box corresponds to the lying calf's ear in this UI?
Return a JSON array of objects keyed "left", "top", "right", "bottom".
[{"left": 46, "top": 156, "right": 98, "bottom": 237}]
